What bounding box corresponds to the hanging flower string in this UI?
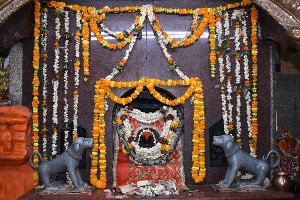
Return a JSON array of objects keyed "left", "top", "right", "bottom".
[
  {"left": 90, "top": 13, "right": 138, "bottom": 50},
  {"left": 92, "top": 77, "right": 205, "bottom": 187},
  {"left": 151, "top": 8, "right": 209, "bottom": 48},
  {"left": 208, "top": 13, "right": 216, "bottom": 78},
  {"left": 73, "top": 10, "right": 82, "bottom": 140},
  {"left": 63, "top": 9, "right": 70, "bottom": 150},
  {"left": 250, "top": 6, "right": 258, "bottom": 158},
  {"left": 224, "top": 12, "right": 234, "bottom": 132},
  {"left": 105, "top": 5, "right": 147, "bottom": 80},
  {"left": 232, "top": 9, "right": 242, "bottom": 143},
  {"left": 45, "top": 1, "right": 252, "bottom": 81},
  {"left": 41, "top": 7, "right": 49, "bottom": 160},
  {"left": 147, "top": 5, "right": 188, "bottom": 80},
  {"left": 82, "top": 18, "right": 90, "bottom": 81},
  {"left": 241, "top": 9, "right": 252, "bottom": 140},
  {"left": 32, "top": 0, "right": 41, "bottom": 187},
  {"left": 51, "top": 9, "right": 62, "bottom": 157}
]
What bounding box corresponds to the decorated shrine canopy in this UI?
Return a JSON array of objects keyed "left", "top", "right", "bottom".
[{"left": 31, "top": 0, "right": 259, "bottom": 188}]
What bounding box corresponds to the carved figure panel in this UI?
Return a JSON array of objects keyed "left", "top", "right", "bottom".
[{"left": 0, "top": 105, "right": 32, "bottom": 165}]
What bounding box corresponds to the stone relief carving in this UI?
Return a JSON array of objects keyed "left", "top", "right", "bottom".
[
  {"left": 0, "top": 0, "right": 31, "bottom": 25},
  {"left": 254, "top": 0, "right": 300, "bottom": 42}
]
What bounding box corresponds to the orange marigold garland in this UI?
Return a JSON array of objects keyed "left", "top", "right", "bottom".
[
  {"left": 32, "top": 0, "right": 41, "bottom": 187},
  {"left": 249, "top": 6, "right": 258, "bottom": 157},
  {"left": 92, "top": 77, "right": 206, "bottom": 187},
  {"left": 191, "top": 80, "right": 206, "bottom": 183},
  {"left": 208, "top": 11, "right": 216, "bottom": 78},
  {"left": 82, "top": 18, "right": 90, "bottom": 81}
]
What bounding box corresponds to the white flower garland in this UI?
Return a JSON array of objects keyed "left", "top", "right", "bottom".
[
  {"left": 123, "top": 118, "right": 133, "bottom": 138},
  {"left": 225, "top": 54, "right": 233, "bottom": 131},
  {"left": 41, "top": 10, "right": 48, "bottom": 158},
  {"left": 129, "top": 108, "right": 164, "bottom": 124},
  {"left": 52, "top": 14, "right": 61, "bottom": 157},
  {"left": 73, "top": 10, "right": 82, "bottom": 137},
  {"left": 224, "top": 12, "right": 230, "bottom": 38},
  {"left": 216, "top": 15, "right": 223, "bottom": 47},
  {"left": 232, "top": 10, "right": 242, "bottom": 137},
  {"left": 117, "top": 106, "right": 180, "bottom": 163},
  {"left": 215, "top": 14, "right": 229, "bottom": 134},
  {"left": 241, "top": 9, "right": 252, "bottom": 138},
  {"left": 147, "top": 5, "right": 188, "bottom": 80},
  {"left": 100, "top": 12, "right": 139, "bottom": 39},
  {"left": 105, "top": 6, "right": 147, "bottom": 80},
  {"left": 64, "top": 10, "right": 70, "bottom": 150}
]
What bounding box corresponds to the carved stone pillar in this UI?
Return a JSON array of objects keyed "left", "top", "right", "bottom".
[{"left": 8, "top": 42, "right": 23, "bottom": 104}]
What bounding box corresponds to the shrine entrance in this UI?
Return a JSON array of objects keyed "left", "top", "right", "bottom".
[{"left": 112, "top": 87, "right": 186, "bottom": 188}]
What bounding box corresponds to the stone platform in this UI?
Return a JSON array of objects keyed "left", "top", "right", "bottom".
[{"left": 18, "top": 185, "right": 294, "bottom": 200}]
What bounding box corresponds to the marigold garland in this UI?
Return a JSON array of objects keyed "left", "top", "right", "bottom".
[
  {"left": 82, "top": 18, "right": 90, "bottom": 81},
  {"left": 250, "top": 6, "right": 258, "bottom": 157},
  {"left": 92, "top": 77, "right": 206, "bottom": 187},
  {"left": 41, "top": 7, "right": 48, "bottom": 160},
  {"left": 32, "top": 0, "right": 41, "bottom": 187},
  {"left": 208, "top": 13, "right": 216, "bottom": 78},
  {"left": 46, "top": 0, "right": 252, "bottom": 52}
]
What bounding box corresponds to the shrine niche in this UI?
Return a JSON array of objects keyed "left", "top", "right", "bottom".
[{"left": 112, "top": 87, "right": 186, "bottom": 188}]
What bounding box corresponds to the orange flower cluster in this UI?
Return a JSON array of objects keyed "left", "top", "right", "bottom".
[
  {"left": 91, "top": 80, "right": 107, "bottom": 188},
  {"left": 151, "top": 9, "right": 209, "bottom": 48},
  {"left": 82, "top": 19, "right": 90, "bottom": 81},
  {"left": 191, "top": 81, "right": 206, "bottom": 183},
  {"left": 153, "top": 7, "right": 195, "bottom": 15},
  {"left": 100, "top": 6, "right": 140, "bottom": 14},
  {"left": 32, "top": 0, "right": 41, "bottom": 187},
  {"left": 92, "top": 77, "right": 206, "bottom": 187},
  {"left": 208, "top": 14, "right": 216, "bottom": 78},
  {"left": 249, "top": 6, "right": 258, "bottom": 155}
]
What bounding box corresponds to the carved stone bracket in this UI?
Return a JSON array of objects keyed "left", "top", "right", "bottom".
[
  {"left": 254, "top": 0, "right": 300, "bottom": 42},
  {"left": 0, "top": 0, "right": 31, "bottom": 25}
]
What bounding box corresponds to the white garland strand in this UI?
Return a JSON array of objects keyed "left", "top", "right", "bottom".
[
  {"left": 232, "top": 10, "right": 242, "bottom": 137},
  {"left": 147, "top": 5, "right": 188, "bottom": 80},
  {"left": 64, "top": 10, "right": 70, "bottom": 150},
  {"left": 73, "top": 10, "right": 82, "bottom": 137},
  {"left": 225, "top": 53, "right": 233, "bottom": 132},
  {"left": 216, "top": 15, "right": 223, "bottom": 47},
  {"left": 224, "top": 12, "right": 230, "bottom": 38},
  {"left": 105, "top": 6, "right": 147, "bottom": 80},
  {"left": 129, "top": 108, "right": 163, "bottom": 124},
  {"left": 41, "top": 10, "right": 48, "bottom": 157},
  {"left": 52, "top": 14, "right": 61, "bottom": 157},
  {"left": 100, "top": 12, "right": 139, "bottom": 39},
  {"left": 241, "top": 9, "right": 252, "bottom": 138},
  {"left": 215, "top": 14, "right": 229, "bottom": 134}
]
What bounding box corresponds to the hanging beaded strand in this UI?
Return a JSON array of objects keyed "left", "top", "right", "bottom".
[
  {"left": 32, "top": 0, "right": 41, "bottom": 186},
  {"left": 51, "top": 8, "right": 62, "bottom": 157},
  {"left": 73, "top": 10, "right": 82, "bottom": 140},
  {"left": 250, "top": 6, "right": 258, "bottom": 158},
  {"left": 41, "top": 7, "right": 49, "bottom": 160},
  {"left": 232, "top": 9, "right": 242, "bottom": 144}
]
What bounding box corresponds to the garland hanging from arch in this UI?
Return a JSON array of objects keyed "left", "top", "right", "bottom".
[{"left": 92, "top": 77, "right": 205, "bottom": 188}]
